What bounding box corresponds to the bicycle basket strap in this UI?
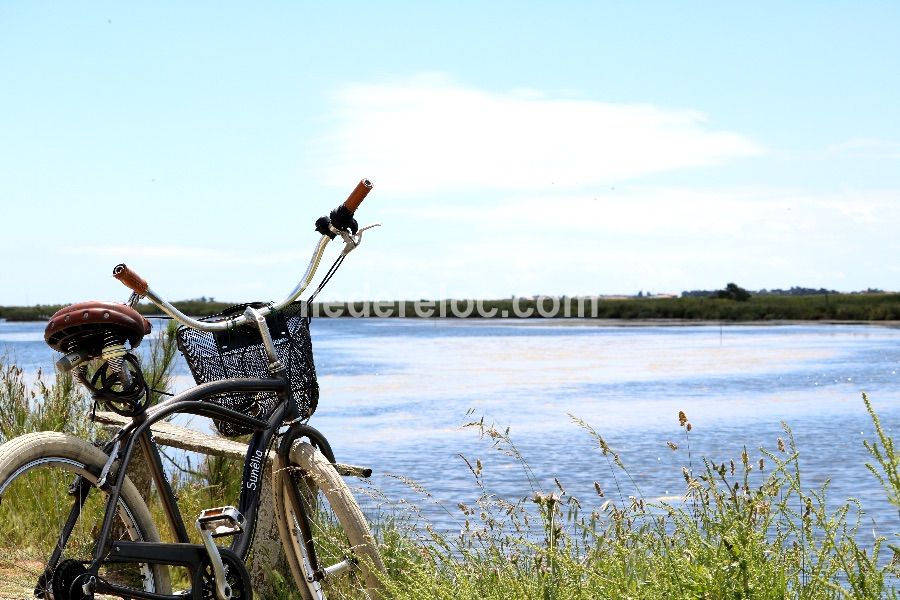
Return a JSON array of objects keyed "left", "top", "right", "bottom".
[{"left": 175, "top": 302, "right": 319, "bottom": 437}]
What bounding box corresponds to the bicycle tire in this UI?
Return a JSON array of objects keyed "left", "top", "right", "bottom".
[
  {"left": 0, "top": 431, "right": 172, "bottom": 598},
  {"left": 273, "top": 442, "right": 384, "bottom": 600}
]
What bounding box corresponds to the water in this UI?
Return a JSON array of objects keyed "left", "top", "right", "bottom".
[{"left": 2, "top": 318, "right": 899, "bottom": 540}]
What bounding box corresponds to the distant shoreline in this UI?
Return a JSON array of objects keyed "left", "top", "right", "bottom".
[
  {"left": 8, "top": 316, "right": 900, "bottom": 328},
  {"left": 394, "top": 317, "right": 900, "bottom": 328},
  {"left": 2, "top": 292, "right": 900, "bottom": 323}
]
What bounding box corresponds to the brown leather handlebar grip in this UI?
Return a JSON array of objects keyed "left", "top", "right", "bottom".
[
  {"left": 112, "top": 263, "right": 149, "bottom": 296},
  {"left": 342, "top": 178, "right": 373, "bottom": 214}
]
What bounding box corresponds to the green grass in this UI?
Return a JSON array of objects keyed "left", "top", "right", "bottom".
[{"left": 0, "top": 361, "right": 93, "bottom": 442}]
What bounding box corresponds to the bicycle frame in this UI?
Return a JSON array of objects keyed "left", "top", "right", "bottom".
[
  {"left": 52, "top": 372, "right": 333, "bottom": 600},
  {"left": 39, "top": 181, "right": 376, "bottom": 597}
]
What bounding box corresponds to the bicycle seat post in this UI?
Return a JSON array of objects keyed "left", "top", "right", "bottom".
[{"left": 242, "top": 306, "right": 284, "bottom": 374}]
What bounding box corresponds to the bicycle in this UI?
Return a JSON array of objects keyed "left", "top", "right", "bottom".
[{"left": 0, "top": 180, "right": 384, "bottom": 600}]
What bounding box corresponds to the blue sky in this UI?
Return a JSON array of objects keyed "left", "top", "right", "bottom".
[{"left": 2, "top": 2, "right": 899, "bottom": 305}]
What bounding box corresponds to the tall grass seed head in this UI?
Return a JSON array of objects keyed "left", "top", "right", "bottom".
[
  {"left": 554, "top": 477, "right": 566, "bottom": 495},
  {"left": 533, "top": 492, "right": 561, "bottom": 507},
  {"left": 598, "top": 436, "right": 611, "bottom": 455},
  {"left": 678, "top": 410, "right": 688, "bottom": 426}
]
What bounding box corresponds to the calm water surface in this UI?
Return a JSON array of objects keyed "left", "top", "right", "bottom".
[{"left": 2, "top": 318, "right": 899, "bottom": 538}]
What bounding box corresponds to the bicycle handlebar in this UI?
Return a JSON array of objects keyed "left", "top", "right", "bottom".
[
  {"left": 112, "top": 264, "right": 149, "bottom": 296},
  {"left": 343, "top": 178, "right": 373, "bottom": 214},
  {"left": 114, "top": 179, "right": 372, "bottom": 333}
]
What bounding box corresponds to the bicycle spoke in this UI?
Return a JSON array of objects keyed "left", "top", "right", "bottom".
[{"left": 0, "top": 436, "right": 168, "bottom": 597}]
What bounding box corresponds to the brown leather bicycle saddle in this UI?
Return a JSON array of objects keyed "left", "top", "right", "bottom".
[{"left": 45, "top": 301, "right": 152, "bottom": 353}]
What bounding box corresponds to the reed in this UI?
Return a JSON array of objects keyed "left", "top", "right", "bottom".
[{"left": 372, "top": 402, "right": 899, "bottom": 599}]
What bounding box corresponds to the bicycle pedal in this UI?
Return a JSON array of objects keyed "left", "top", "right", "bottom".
[{"left": 196, "top": 506, "right": 244, "bottom": 538}]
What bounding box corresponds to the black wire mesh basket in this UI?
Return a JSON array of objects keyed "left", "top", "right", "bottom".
[{"left": 176, "top": 302, "right": 319, "bottom": 437}]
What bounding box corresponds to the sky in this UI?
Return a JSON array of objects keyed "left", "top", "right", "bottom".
[{"left": 1, "top": 2, "right": 899, "bottom": 305}]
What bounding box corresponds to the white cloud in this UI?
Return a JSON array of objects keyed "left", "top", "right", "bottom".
[
  {"left": 827, "top": 138, "right": 900, "bottom": 159},
  {"left": 325, "top": 186, "right": 900, "bottom": 298},
  {"left": 389, "top": 186, "right": 900, "bottom": 237},
  {"left": 314, "top": 74, "right": 764, "bottom": 194},
  {"left": 50, "top": 186, "right": 900, "bottom": 304}
]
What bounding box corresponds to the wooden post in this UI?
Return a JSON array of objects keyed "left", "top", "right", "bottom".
[
  {"left": 247, "top": 459, "right": 289, "bottom": 592},
  {"left": 126, "top": 444, "right": 153, "bottom": 500}
]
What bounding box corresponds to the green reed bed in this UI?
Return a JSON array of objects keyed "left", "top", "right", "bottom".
[
  {"left": 1, "top": 335, "right": 898, "bottom": 598},
  {"left": 308, "top": 293, "right": 900, "bottom": 321}
]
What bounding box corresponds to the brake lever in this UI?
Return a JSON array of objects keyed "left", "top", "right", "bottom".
[{"left": 336, "top": 223, "right": 382, "bottom": 256}]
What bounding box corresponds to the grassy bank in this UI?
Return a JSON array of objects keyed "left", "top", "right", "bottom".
[
  {"left": 316, "top": 293, "right": 900, "bottom": 321},
  {"left": 3, "top": 293, "right": 900, "bottom": 322},
  {"left": 0, "top": 338, "right": 898, "bottom": 597}
]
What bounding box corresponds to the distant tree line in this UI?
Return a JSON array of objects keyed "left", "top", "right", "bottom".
[
  {"left": 310, "top": 294, "right": 900, "bottom": 320},
  {"left": 0, "top": 298, "right": 234, "bottom": 322},
  {"left": 710, "top": 283, "right": 751, "bottom": 302},
  {"left": 681, "top": 285, "right": 887, "bottom": 298},
  {"left": 4, "top": 292, "right": 900, "bottom": 322}
]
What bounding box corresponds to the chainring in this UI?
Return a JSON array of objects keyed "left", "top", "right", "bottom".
[
  {"left": 191, "top": 553, "right": 252, "bottom": 600},
  {"left": 51, "top": 559, "right": 91, "bottom": 600}
]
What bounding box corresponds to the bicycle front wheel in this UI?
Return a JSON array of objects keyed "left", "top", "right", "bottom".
[
  {"left": 273, "top": 442, "right": 384, "bottom": 600},
  {"left": 0, "top": 431, "right": 171, "bottom": 598}
]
